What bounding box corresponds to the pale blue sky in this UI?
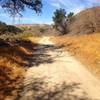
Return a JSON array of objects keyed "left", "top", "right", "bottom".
[{"left": 0, "top": 0, "right": 100, "bottom": 24}]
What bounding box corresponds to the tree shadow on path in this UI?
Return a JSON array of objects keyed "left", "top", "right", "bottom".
[
  {"left": 15, "top": 40, "right": 64, "bottom": 67},
  {"left": 16, "top": 77, "right": 92, "bottom": 100},
  {"left": 0, "top": 39, "right": 64, "bottom": 68}
]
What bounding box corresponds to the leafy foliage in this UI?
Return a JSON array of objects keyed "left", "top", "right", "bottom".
[
  {"left": 0, "top": 0, "right": 42, "bottom": 16},
  {"left": 67, "top": 12, "right": 74, "bottom": 18},
  {"left": 53, "top": 8, "right": 74, "bottom": 35},
  {"left": 53, "top": 8, "right": 67, "bottom": 34},
  {"left": 53, "top": 9, "right": 66, "bottom": 26},
  {"left": 67, "top": 12, "right": 74, "bottom": 23}
]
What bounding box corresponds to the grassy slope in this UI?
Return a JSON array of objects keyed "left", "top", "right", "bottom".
[
  {"left": 0, "top": 36, "right": 39, "bottom": 99},
  {"left": 51, "top": 33, "right": 100, "bottom": 78}
]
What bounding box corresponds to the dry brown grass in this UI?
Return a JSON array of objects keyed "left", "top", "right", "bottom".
[
  {"left": 51, "top": 33, "right": 100, "bottom": 78},
  {"left": 0, "top": 39, "right": 38, "bottom": 99}
]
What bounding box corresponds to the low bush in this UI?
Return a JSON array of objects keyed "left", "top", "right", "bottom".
[{"left": 0, "top": 21, "right": 22, "bottom": 34}]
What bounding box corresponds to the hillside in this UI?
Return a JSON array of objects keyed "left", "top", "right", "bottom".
[
  {"left": 16, "top": 24, "right": 49, "bottom": 29},
  {"left": 16, "top": 24, "right": 59, "bottom": 36},
  {"left": 69, "top": 6, "right": 100, "bottom": 34}
]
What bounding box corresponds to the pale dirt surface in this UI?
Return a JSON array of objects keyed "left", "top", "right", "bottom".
[{"left": 18, "top": 37, "right": 100, "bottom": 100}]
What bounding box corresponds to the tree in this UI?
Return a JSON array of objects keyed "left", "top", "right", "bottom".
[
  {"left": 67, "top": 12, "right": 74, "bottom": 23},
  {"left": 0, "top": 0, "right": 42, "bottom": 16},
  {"left": 52, "top": 8, "right": 67, "bottom": 34},
  {"left": 53, "top": 8, "right": 74, "bottom": 34},
  {"left": 67, "top": 12, "right": 74, "bottom": 18}
]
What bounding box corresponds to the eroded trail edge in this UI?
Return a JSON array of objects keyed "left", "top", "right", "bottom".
[{"left": 18, "top": 36, "right": 100, "bottom": 100}]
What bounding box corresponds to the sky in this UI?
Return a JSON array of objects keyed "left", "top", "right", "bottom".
[{"left": 0, "top": 0, "right": 100, "bottom": 25}]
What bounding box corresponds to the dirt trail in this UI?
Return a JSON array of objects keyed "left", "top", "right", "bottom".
[{"left": 19, "top": 37, "right": 100, "bottom": 100}]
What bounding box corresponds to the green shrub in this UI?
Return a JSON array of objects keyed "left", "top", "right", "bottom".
[
  {"left": 0, "top": 32, "right": 33, "bottom": 40},
  {"left": 6, "top": 25, "right": 22, "bottom": 33},
  {"left": 0, "top": 21, "right": 22, "bottom": 34},
  {"left": 0, "top": 21, "right": 7, "bottom": 34}
]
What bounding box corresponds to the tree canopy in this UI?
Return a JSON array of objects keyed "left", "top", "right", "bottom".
[
  {"left": 53, "top": 8, "right": 74, "bottom": 34},
  {"left": 0, "top": 0, "right": 42, "bottom": 16},
  {"left": 53, "top": 8, "right": 67, "bottom": 34},
  {"left": 53, "top": 9, "right": 66, "bottom": 27}
]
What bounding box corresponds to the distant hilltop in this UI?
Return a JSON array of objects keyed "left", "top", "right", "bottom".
[{"left": 16, "top": 24, "right": 50, "bottom": 29}]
